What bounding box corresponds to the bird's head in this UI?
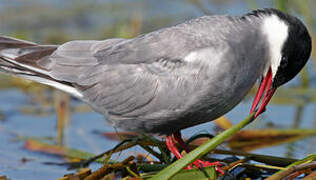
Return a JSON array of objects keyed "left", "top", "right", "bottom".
[{"left": 247, "top": 8, "right": 312, "bottom": 117}]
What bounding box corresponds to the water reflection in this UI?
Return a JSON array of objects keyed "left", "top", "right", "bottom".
[{"left": 0, "top": 0, "right": 315, "bottom": 179}]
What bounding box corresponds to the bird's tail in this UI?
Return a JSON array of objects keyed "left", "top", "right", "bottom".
[
  {"left": 0, "top": 36, "right": 57, "bottom": 76},
  {"left": 0, "top": 36, "right": 82, "bottom": 97}
]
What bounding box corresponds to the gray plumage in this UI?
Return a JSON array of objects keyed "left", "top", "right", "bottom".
[{"left": 0, "top": 15, "right": 269, "bottom": 135}]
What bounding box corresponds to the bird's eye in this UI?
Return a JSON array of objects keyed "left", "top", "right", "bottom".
[{"left": 280, "top": 56, "right": 288, "bottom": 68}]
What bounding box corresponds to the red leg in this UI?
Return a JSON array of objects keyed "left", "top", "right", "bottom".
[
  {"left": 165, "top": 135, "right": 193, "bottom": 169},
  {"left": 172, "top": 131, "right": 224, "bottom": 174},
  {"left": 174, "top": 131, "right": 204, "bottom": 168},
  {"left": 165, "top": 135, "right": 182, "bottom": 159},
  {"left": 173, "top": 131, "right": 190, "bottom": 152}
]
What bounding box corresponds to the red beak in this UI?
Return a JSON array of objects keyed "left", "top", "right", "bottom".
[{"left": 250, "top": 68, "right": 276, "bottom": 118}]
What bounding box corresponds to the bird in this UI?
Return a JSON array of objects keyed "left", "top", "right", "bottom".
[{"left": 0, "top": 8, "right": 312, "bottom": 170}]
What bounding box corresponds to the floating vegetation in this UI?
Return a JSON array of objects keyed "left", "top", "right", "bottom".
[
  {"left": 1, "top": 0, "right": 316, "bottom": 179},
  {"left": 19, "top": 114, "right": 316, "bottom": 179}
]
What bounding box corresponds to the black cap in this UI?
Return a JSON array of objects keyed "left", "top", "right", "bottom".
[{"left": 266, "top": 9, "right": 312, "bottom": 87}]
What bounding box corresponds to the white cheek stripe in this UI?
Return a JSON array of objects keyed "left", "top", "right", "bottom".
[{"left": 262, "top": 15, "right": 289, "bottom": 77}]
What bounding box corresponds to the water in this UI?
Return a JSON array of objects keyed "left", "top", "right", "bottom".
[
  {"left": 0, "top": 1, "right": 315, "bottom": 179},
  {"left": 0, "top": 89, "right": 315, "bottom": 179}
]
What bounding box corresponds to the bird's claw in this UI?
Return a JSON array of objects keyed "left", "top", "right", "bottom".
[{"left": 186, "top": 160, "right": 225, "bottom": 175}]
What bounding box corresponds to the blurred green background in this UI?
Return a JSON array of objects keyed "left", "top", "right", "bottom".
[{"left": 0, "top": 0, "right": 316, "bottom": 179}]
